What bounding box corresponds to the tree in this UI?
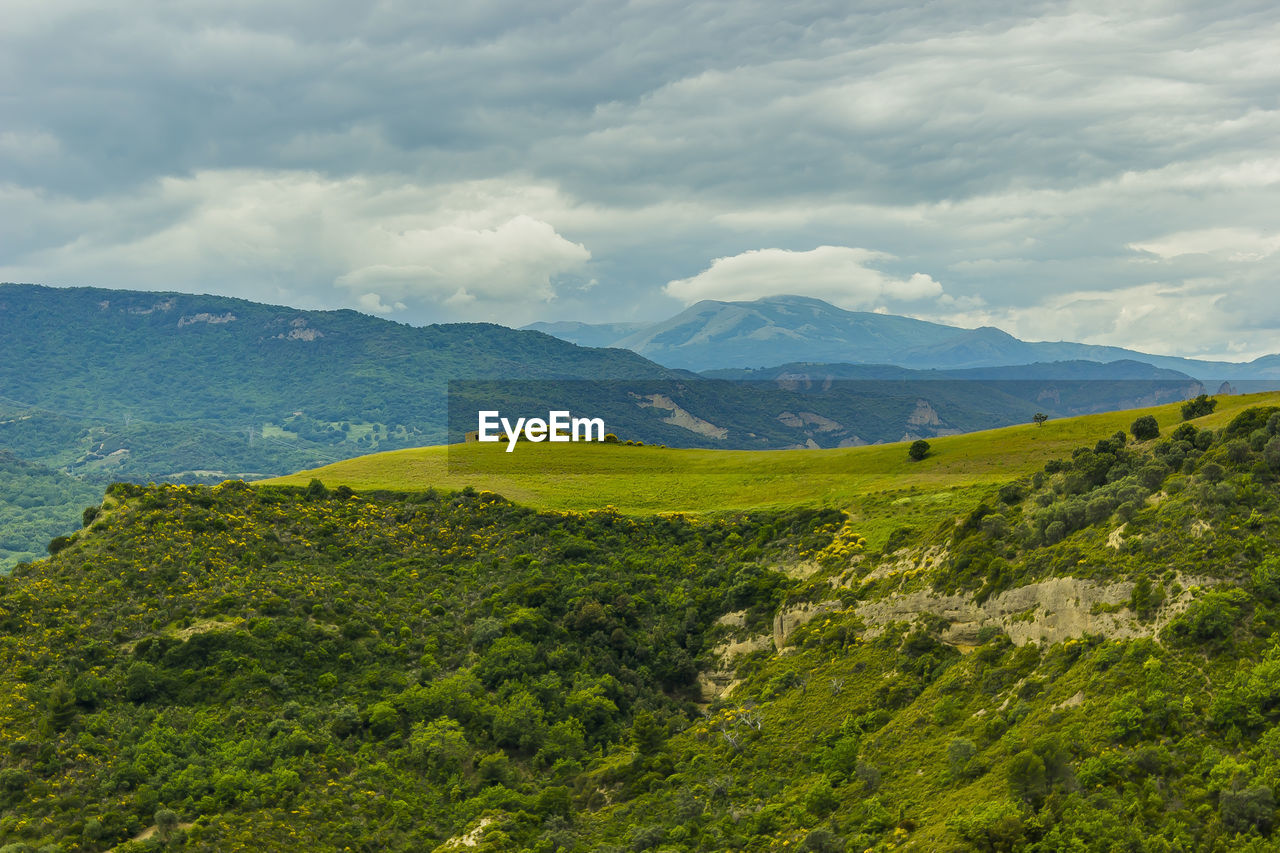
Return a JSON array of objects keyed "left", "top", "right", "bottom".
[
  {"left": 1032, "top": 413, "right": 1049, "bottom": 428},
  {"left": 40, "top": 680, "right": 76, "bottom": 737},
  {"left": 909, "top": 439, "right": 930, "bottom": 461},
  {"left": 629, "top": 710, "right": 665, "bottom": 755},
  {"left": 948, "top": 737, "right": 978, "bottom": 780},
  {"left": 409, "top": 719, "right": 469, "bottom": 776},
  {"left": 155, "top": 808, "right": 179, "bottom": 842},
  {"left": 949, "top": 800, "right": 1027, "bottom": 852},
  {"left": 1008, "top": 749, "right": 1047, "bottom": 806},
  {"left": 1221, "top": 786, "right": 1275, "bottom": 834},
  {"left": 1130, "top": 415, "right": 1160, "bottom": 441},
  {"left": 1181, "top": 394, "right": 1217, "bottom": 421}
]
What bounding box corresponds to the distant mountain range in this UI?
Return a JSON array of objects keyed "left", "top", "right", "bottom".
[
  {"left": 0, "top": 283, "right": 678, "bottom": 480},
  {"left": 526, "top": 295, "right": 1280, "bottom": 380},
  {"left": 0, "top": 282, "right": 1231, "bottom": 568}
]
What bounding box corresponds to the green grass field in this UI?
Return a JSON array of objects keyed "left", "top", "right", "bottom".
[{"left": 262, "top": 391, "right": 1280, "bottom": 548}]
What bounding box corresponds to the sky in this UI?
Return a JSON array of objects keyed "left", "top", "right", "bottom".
[{"left": 3, "top": 0, "right": 1279, "bottom": 360}]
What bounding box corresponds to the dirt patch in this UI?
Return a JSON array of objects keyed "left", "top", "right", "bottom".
[
  {"left": 1054, "top": 691, "right": 1085, "bottom": 710},
  {"left": 861, "top": 546, "right": 949, "bottom": 582},
  {"left": 121, "top": 822, "right": 195, "bottom": 846},
  {"left": 119, "top": 617, "right": 243, "bottom": 652},
  {"left": 907, "top": 399, "right": 942, "bottom": 427},
  {"left": 634, "top": 394, "right": 728, "bottom": 439},
  {"left": 437, "top": 817, "right": 495, "bottom": 850}
]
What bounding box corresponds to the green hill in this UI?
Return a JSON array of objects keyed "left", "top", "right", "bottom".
[
  {"left": 3, "top": 397, "right": 1280, "bottom": 849},
  {"left": 0, "top": 451, "right": 101, "bottom": 571},
  {"left": 267, "top": 391, "right": 1280, "bottom": 549}
]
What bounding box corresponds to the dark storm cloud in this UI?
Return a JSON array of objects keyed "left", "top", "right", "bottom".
[{"left": 2, "top": 0, "right": 1279, "bottom": 357}]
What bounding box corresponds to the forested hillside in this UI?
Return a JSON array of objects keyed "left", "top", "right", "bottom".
[
  {"left": 0, "top": 452, "right": 100, "bottom": 570},
  {"left": 3, "top": 405, "right": 1280, "bottom": 850},
  {"left": 0, "top": 282, "right": 673, "bottom": 478}
]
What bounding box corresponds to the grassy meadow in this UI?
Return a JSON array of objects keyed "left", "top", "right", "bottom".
[{"left": 263, "top": 391, "right": 1280, "bottom": 549}]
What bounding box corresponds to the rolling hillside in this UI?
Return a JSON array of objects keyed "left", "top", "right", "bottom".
[{"left": 266, "top": 391, "right": 1280, "bottom": 548}]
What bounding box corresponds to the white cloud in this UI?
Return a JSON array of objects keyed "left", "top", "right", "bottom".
[
  {"left": 3, "top": 2, "right": 1280, "bottom": 353},
  {"left": 914, "top": 281, "right": 1264, "bottom": 360},
  {"left": 663, "top": 246, "right": 942, "bottom": 309},
  {"left": 0, "top": 170, "right": 591, "bottom": 323},
  {"left": 1129, "top": 228, "right": 1280, "bottom": 262},
  {"left": 335, "top": 216, "right": 590, "bottom": 305},
  {"left": 356, "top": 292, "right": 405, "bottom": 315}
]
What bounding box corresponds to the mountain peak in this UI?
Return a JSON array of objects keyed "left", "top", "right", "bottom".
[{"left": 528, "top": 293, "right": 1275, "bottom": 378}]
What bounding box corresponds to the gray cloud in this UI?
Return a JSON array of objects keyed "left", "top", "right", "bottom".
[{"left": 2, "top": 0, "right": 1279, "bottom": 357}]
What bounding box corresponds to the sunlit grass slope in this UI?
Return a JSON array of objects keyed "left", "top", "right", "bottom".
[{"left": 262, "top": 391, "right": 1280, "bottom": 548}]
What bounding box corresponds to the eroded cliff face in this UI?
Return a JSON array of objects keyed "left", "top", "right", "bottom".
[
  {"left": 699, "top": 556, "right": 1213, "bottom": 702},
  {"left": 851, "top": 572, "right": 1208, "bottom": 647}
]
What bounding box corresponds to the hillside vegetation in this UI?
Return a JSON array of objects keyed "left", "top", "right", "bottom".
[
  {"left": 0, "top": 452, "right": 100, "bottom": 571},
  {"left": 3, "top": 398, "right": 1280, "bottom": 849}
]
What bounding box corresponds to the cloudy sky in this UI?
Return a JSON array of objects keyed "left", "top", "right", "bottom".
[{"left": 3, "top": 0, "right": 1278, "bottom": 359}]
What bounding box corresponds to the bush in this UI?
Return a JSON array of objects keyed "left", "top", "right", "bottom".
[
  {"left": 909, "top": 439, "right": 930, "bottom": 461},
  {"left": 803, "top": 777, "right": 838, "bottom": 817},
  {"left": 1182, "top": 394, "right": 1217, "bottom": 421},
  {"left": 1167, "top": 589, "right": 1249, "bottom": 645},
  {"left": 800, "top": 829, "right": 845, "bottom": 853},
  {"left": 948, "top": 738, "right": 978, "bottom": 780},
  {"left": 1223, "top": 406, "right": 1280, "bottom": 439},
  {"left": 949, "top": 800, "right": 1027, "bottom": 852},
  {"left": 1220, "top": 785, "right": 1274, "bottom": 835},
  {"left": 1008, "top": 749, "right": 1047, "bottom": 806},
  {"left": 1266, "top": 437, "right": 1280, "bottom": 471},
  {"left": 998, "top": 483, "right": 1023, "bottom": 505},
  {"left": 1131, "top": 416, "right": 1160, "bottom": 442}
]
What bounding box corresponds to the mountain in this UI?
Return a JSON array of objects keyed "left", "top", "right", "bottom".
[
  {"left": 0, "top": 283, "right": 1205, "bottom": 564},
  {"left": 5, "top": 400, "right": 1280, "bottom": 849},
  {"left": 0, "top": 283, "right": 674, "bottom": 429},
  {"left": 0, "top": 285, "right": 1204, "bottom": 484},
  {"left": 527, "top": 294, "right": 1280, "bottom": 378},
  {"left": 0, "top": 282, "right": 680, "bottom": 480},
  {"left": 523, "top": 320, "right": 649, "bottom": 349},
  {"left": 702, "top": 358, "right": 1196, "bottom": 382}
]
